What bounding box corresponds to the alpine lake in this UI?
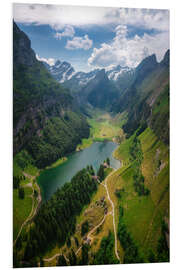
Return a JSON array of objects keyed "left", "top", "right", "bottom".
[{"left": 38, "top": 141, "right": 120, "bottom": 201}]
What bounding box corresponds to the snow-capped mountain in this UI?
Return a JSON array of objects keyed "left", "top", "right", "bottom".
[
  {"left": 72, "top": 70, "right": 100, "bottom": 86},
  {"left": 42, "top": 58, "right": 135, "bottom": 94},
  {"left": 106, "top": 65, "right": 135, "bottom": 81},
  {"left": 44, "top": 60, "right": 75, "bottom": 83},
  {"left": 62, "top": 69, "right": 100, "bottom": 93}
]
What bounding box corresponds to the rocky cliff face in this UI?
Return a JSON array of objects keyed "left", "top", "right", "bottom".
[
  {"left": 133, "top": 54, "right": 158, "bottom": 86},
  {"left": 13, "top": 21, "right": 36, "bottom": 67}
]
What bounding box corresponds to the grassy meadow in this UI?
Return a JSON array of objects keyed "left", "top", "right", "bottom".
[{"left": 76, "top": 109, "right": 126, "bottom": 150}]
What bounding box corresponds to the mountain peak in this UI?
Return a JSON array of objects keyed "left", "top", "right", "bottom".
[
  {"left": 160, "top": 49, "right": 170, "bottom": 67},
  {"left": 44, "top": 59, "right": 75, "bottom": 83},
  {"left": 135, "top": 54, "right": 158, "bottom": 83},
  {"left": 55, "top": 60, "right": 61, "bottom": 66},
  {"left": 136, "top": 54, "right": 157, "bottom": 71}
]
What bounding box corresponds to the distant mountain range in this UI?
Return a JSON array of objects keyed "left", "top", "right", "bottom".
[
  {"left": 42, "top": 50, "right": 169, "bottom": 144},
  {"left": 43, "top": 59, "right": 136, "bottom": 109},
  {"left": 43, "top": 59, "right": 135, "bottom": 89}
]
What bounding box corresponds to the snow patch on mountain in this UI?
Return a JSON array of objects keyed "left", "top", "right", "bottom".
[
  {"left": 106, "top": 65, "right": 134, "bottom": 81},
  {"left": 42, "top": 58, "right": 134, "bottom": 89}
]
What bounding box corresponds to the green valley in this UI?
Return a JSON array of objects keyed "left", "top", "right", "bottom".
[
  {"left": 12, "top": 9, "right": 169, "bottom": 268},
  {"left": 76, "top": 109, "right": 126, "bottom": 151}
]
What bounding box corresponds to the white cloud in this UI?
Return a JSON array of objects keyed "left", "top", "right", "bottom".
[
  {"left": 88, "top": 25, "right": 169, "bottom": 68},
  {"left": 13, "top": 3, "right": 108, "bottom": 30},
  {"left": 105, "top": 8, "right": 169, "bottom": 32},
  {"left": 54, "top": 25, "right": 75, "bottom": 40},
  {"left": 36, "top": 54, "right": 55, "bottom": 66},
  {"left": 66, "top": 35, "right": 93, "bottom": 50},
  {"left": 13, "top": 4, "right": 169, "bottom": 32},
  {"left": 115, "top": 25, "right": 128, "bottom": 38}
]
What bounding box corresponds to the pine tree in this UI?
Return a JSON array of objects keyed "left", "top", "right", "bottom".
[
  {"left": 97, "top": 164, "right": 104, "bottom": 182},
  {"left": 106, "top": 157, "right": 110, "bottom": 166}
]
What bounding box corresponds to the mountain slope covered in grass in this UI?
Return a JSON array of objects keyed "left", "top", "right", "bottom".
[
  {"left": 113, "top": 126, "right": 169, "bottom": 263},
  {"left": 112, "top": 50, "right": 169, "bottom": 144}
]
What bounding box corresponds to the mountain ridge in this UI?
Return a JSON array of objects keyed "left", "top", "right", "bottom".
[
  {"left": 42, "top": 58, "right": 135, "bottom": 91},
  {"left": 113, "top": 50, "right": 169, "bottom": 144},
  {"left": 13, "top": 21, "right": 90, "bottom": 167}
]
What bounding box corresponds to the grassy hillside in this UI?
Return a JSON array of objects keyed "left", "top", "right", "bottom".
[
  {"left": 150, "top": 84, "right": 169, "bottom": 144},
  {"left": 13, "top": 187, "right": 33, "bottom": 241},
  {"left": 111, "top": 127, "right": 169, "bottom": 262},
  {"left": 13, "top": 154, "right": 40, "bottom": 242}
]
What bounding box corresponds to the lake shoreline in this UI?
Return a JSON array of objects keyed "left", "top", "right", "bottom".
[
  {"left": 76, "top": 136, "right": 120, "bottom": 152},
  {"left": 45, "top": 157, "right": 68, "bottom": 170},
  {"left": 38, "top": 141, "right": 120, "bottom": 201}
]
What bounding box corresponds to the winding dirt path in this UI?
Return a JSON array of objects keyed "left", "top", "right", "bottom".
[
  {"left": 43, "top": 250, "right": 70, "bottom": 264},
  {"left": 104, "top": 170, "right": 120, "bottom": 262},
  {"left": 43, "top": 169, "right": 121, "bottom": 263},
  {"left": 75, "top": 212, "right": 108, "bottom": 256},
  {"left": 44, "top": 213, "right": 108, "bottom": 262},
  {"left": 87, "top": 213, "right": 107, "bottom": 240},
  {"left": 13, "top": 172, "right": 41, "bottom": 246},
  {"left": 43, "top": 252, "right": 69, "bottom": 263},
  {"left": 22, "top": 172, "right": 42, "bottom": 222}
]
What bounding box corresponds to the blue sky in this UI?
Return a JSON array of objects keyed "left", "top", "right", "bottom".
[
  {"left": 16, "top": 23, "right": 115, "bottom": 71},
  {"left": 13, "top": 4, "right": 169, "bottom": 72}
]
